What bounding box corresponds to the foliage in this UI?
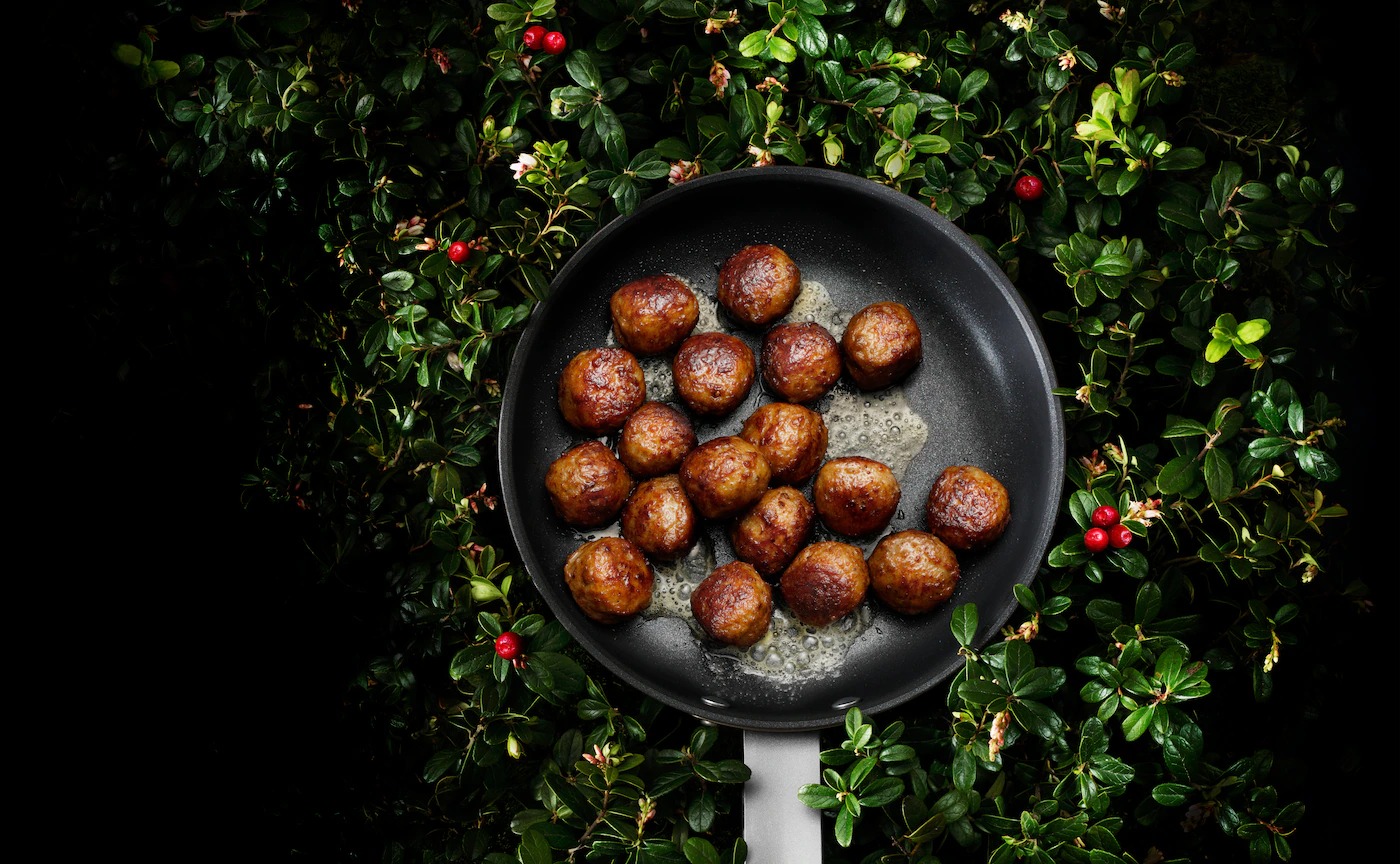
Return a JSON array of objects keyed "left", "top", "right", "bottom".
[{"left": 98, "top": 0, "right": 1384, "bottom": 861}]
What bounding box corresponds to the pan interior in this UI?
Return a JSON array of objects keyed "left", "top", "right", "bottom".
[{"left": 500, "top": 167, "right": 1063, "bottom": 731}]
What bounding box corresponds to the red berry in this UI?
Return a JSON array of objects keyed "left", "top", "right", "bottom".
[
  {"left": 1084, "top": 527, "right": 1109, "bottom": 554},
  {"left": 495, "top": 631, "right": 523, "bottom": 660},
  {"left": 542, "top": 30, "right": 567, "bottom": 55},
  {"left": 446, "top": 240, "right": 470, "bottom": 264},
  {"left": 1108, "top": 523, "right": 1133, "bottom": 549},
  {"left": 522, "top": 25, "right": 547, "bottom": 50},
  {"left": 1090, "top": 505, "right": 1120, "bottom": 528},
  {"left": 1013, "top": 175, "right": 1045, "bottom": 202}
]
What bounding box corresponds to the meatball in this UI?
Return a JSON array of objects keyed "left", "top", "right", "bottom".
[
  {"left": 717, "top": 243, "right": 802, "bottom": 328},
  {"left": 617, "top": 402, "right": 697, "bottom": 478},
  {"left": 610, "top": 274, "right": 699, "bottom": 355},
  {"left": 925, "top": 465, "right": 1010, "bottom": 551},
  {"left": 780, "top": 541, "right": 869, "bottom": 627},
  {"left": 761, "top": 321, "right": 843, "bottom": 404},
  {"left": 621, "top": 475, "right": 698, "bottom": 561},
  {"left": 558, "top": 347, "right": 646, "bottom": 434},
  {"left": 545, "top": 440, "right": 634, "bottom": 529},
  {"left": 840, "top": 301, "right": 923, "bottom": 390},
  {"left": 738, "top": 402, "right": 828, "bottom": 486},
  {"left": 690, "top": 561, "right": 774, "bottom": 648},
  {"left": 729, "top": 487, "right": 815, "bottom": 578},
  {"left": 679, "top": 436, "right": 772, "bottom": 520},
  {"left": 867, "top": 530, "right": 961, "bottom": 615},
  {"left": 564, "top": 537, "right": 655, "bottom": 624},
  {"left": 672, "top": 332, "right": 757, "bottom": 418},
  {"left": 812, "top": 456, "right": 902, "bottom": 537}
]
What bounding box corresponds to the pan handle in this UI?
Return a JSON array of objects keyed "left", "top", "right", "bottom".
[{"left": 742, "top": 728, "right": 824, "bottom": 862}]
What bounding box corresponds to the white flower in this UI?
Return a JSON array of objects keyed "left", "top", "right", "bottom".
[
  {"left": 1057, "top": 50, "right": 1077, "bottom": 71},
  {"left": 510, "top": 153, "right": 538, "bottom": 179},
  {"left": 747, "top": 144, "right": 773, "bottom": 167},
  {"left": 1125, "top": 497, "right": 1163, "bottom": 525},
  {"left": 988, "top": 710, "right": 1011, "bottom": 758},
  {"left": 668, "top": 159, "right": 698, "bottom": 185},
  {"left": 999, "top": 10, "right": 1032, "bottom": 32},
  {"left": 1097, "top": 1, "right": 1126, "bottom": 22},
  {"left": 709, "top": 61, "right": 730, "bottom": 98}
]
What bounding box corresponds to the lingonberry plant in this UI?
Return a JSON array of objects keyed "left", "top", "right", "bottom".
[{"left": 106, "top": 0, "right": 1383, "bottom": 862}]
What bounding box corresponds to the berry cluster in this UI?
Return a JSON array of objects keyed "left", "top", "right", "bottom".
[
  {"left": 523, "top": 25, "right": 567, "bottom": 55},
  {"left": 1083, "top": 504, "right": 1132, "bottom": 553}
]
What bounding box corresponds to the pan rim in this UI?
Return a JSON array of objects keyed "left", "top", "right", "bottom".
[{"left": 498, "top": 166, "right": 1064, "bottom": 731}]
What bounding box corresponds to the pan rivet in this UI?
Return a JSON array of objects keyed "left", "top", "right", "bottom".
[
  {"left": 700, "top": 696, "right": 731, "bottom": 709},
  {"left": 831, "top": 696, "right": 862, "bottom": 710}
]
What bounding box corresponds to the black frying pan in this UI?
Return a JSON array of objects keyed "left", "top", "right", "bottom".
[{"left": 498, "top": 166, "right": 1063, "bottom": 732}]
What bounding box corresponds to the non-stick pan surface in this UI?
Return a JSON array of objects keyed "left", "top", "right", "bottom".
[{"left": 499, "top": 167, "right": 1063, "bottom": 731}]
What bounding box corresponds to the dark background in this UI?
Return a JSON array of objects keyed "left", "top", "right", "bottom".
[{"left": 52, "top": 3, "right": 1393, "bottom": 861}]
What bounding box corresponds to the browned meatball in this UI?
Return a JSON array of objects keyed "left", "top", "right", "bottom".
[
  {"left": 610, "top": 274, "right": 700, "bottom": 355},
  {"left": 780, "top": 541, "right": 869, "bottom": 627},
  {"left": 867, "top": 530, "right": 960, "bottom": 615},
  {"left": 679, "top": 436, "right": 772, "bottom": 520},
  {"left": 840, "top": 301, "right": 923, "bottom": 390},
  {"left": 564, "top": 537, "right": 655, "bottom": 624},
  {"left": 729, "top": 487, "right": 815, "bottom": 578},
  {"left": 717, "top": 243, "right": 802, "bottom": 328},
  {"left": 545, "top": 440, "right": 634, "bottom": 529},
  {"left": 761, "top": 322, "right": 843, "bottom": 404},
  {"left": 925, "top": 465, "right": 1010, "bottom": 551},
  {"left": 558, "top": 347, "right": 646, "bottom": 434},
  {"left": 617, "top": 402, "right": 698, "bottom": 478},
  {"left": 672, "top": 332, "right": 756, "bottom": 418},
  {"left": 738, "top": 402, "right": 828, "bottom": 486},
  {"left": 690, "top": 561, "right": 774, "bottom": 647},
  {"left": 621, "top": 475, "right": 698, "bottom": 561},
  {"left": 812, "top": 456, "right": 901, "bottom": 537}
]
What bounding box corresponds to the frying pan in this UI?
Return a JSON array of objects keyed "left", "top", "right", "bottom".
[{"left": 498, "top": 166, "right": 1064, "bottom": 861}]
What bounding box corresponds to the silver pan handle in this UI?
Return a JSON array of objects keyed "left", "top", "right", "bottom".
[{"left": 742, "top": 729, "right": 824, "bottom": 862}]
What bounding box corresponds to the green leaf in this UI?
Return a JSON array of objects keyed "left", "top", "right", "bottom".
[
  {"left": 567, "top": 51, "right": 603, "bottom": 90},
  {"left": 1156, "top": 454, "right": 1199, "bottom": 495},
  {"left": 769, "top": 36, "right": 797, "bottom": 63},
  {"left": 518, "top": 825, "right": 552, "bottom": 864},
  {"left": 951, "top": 603, "right": 978, "bottom": 647},
  {"left": 1203, "top": 448, "right": 1233, "bottom": 501},
  {"left": 1122, "top": 705, "right": 1154, "bottom": 741},
  {"left": 683, "top": 837, "right": 721, "bottom": 864}
]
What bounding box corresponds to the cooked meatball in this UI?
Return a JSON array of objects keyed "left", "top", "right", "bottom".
[
  {"left": 558, "top": 347, "right": 646, "bottom": 434},
  {"left": 564, "top": 537, "right": 655, "bottom": 624},
  {"left": 812, "top": 456, "right": 901, "bottom": 537},
  {"left": 761, "top": 322, "right": 843, "bottom": 404},
  {"left": 717, "top": 243, "right": 802, "bottom": 328},
  {"left": 867, "top": 530, "right": 960, "bottom": 615},
  {"left": 679, "top": 436, "right": 772, "bottom": 520},
  {"left": 610, "top": 274, "right": 700, "bottom": 355},
  {"left": 545, "top": 440, "right": 634, "bottom": 529},
  {"left": 780, "top": 541, "right": 869, "bottom": 627},
  {"left": 729, "top": 487, "right": 815, "bottom": 578},
  {"left": 672, "top": 332, "right": 756, "bottom": 418},
  {"left": 617, "top": 402, "right": 697, "bottom": 478},
  {"left": 621, "top": 474, "right": 698, "bottom": 561},
  {"left": 840, "top": 301, "right": 923, "bottom": 390},
  {"left": 738, "top": 402, "right": 828, "bottom": 486},
  {"left": 690, "top": 561, "right": 774, "bottom": 648},
  {"left": 925, "top": 464, "right": 1010, "bottom": 551}
]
